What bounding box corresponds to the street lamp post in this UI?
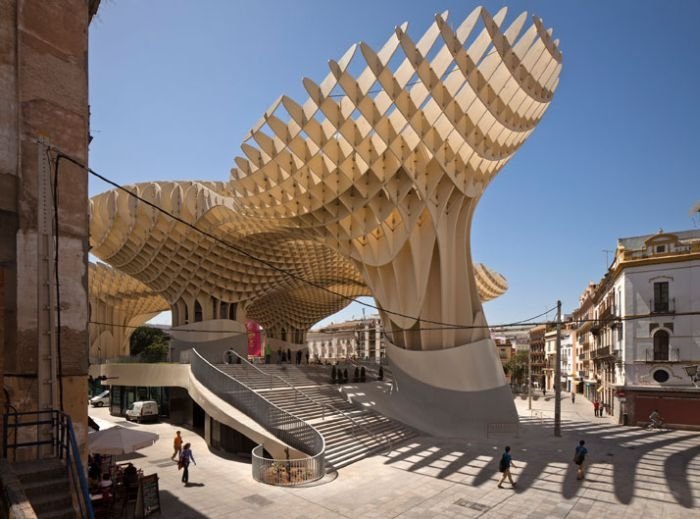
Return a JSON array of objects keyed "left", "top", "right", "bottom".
[
  {"left": 554, "top": 300, "right": 562, "bottom": 437},
  {"left": 528, "top": 343, "right": 532, "bottom": 410}
]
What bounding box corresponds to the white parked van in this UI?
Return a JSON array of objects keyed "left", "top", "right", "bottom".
[
  {"left": 125, "top": 400, "right": 159, "bottom": 423},
  {"left": 89, "top": 390, "right": 110, "bottom": 407}
]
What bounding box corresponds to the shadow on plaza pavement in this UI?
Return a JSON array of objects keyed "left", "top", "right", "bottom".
[
  {"left": 158, "top": 489, "right": 210, "bottom": 518},
  {"left": 381, "top": 416, "right": 700, "bottom": 509}
]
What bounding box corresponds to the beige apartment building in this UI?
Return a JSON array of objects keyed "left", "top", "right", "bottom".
[{"left": 573, "top": 230, "right": 700, "bottom": 427}]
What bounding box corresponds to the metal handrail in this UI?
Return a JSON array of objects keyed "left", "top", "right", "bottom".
[
  {"left": 62, "top": 413, "right": 94, "bottom": 519},
  {"left": 190, "top": 350, "right": 326, "bottom": 485},
  {"left": 226, "top": 351, "right": 392, "bottom": 454},
  {"left": 2, "top": 411, "right": 58, "bottom": 459},
  {"left": 2, "top": 410, "right": 94, "bottom": 519}
]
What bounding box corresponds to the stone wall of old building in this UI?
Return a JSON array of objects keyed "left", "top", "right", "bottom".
[{"left": 0, "top": 0, "right": 98, "bottom": 453}]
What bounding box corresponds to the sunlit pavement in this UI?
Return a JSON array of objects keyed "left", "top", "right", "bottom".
[{"left": 88, "top": 393, "right": 699, "bottom": 518}]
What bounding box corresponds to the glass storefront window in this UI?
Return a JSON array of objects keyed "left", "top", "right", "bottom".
[
  {"left": 110, "top": 385, "right": 121, "bottom": 415},
  {"left": 107, "top": 385, "right": 170, "bottom": 417}
]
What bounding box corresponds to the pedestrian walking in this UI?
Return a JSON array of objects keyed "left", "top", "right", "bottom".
[
  {"left": 264, "top": 343, "right": 271, "bottom": 364},
  {"left": 593, "top": 400, "right": 600, "bottom": 417},
  {"left": 571, "top": 392, "right": 576, "bottom": 403},
  {"left": 573, "top": 440, "right": 588, "bottom": 480},
  {"left": 179, "top": 442, "right": 196, "bottom": 484},
  {"left": 171, "top": 431, "right": 183, "bottom": 461},
  {"left": 497, "top": 446, "right": 517, "bottom": 489},
  {"left": 542, "top": 387, "right": 546, "bottom": 397}
]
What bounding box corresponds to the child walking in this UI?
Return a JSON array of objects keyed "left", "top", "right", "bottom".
[{"left": 497, "top": 446, "right": 517, "bottom": 488}]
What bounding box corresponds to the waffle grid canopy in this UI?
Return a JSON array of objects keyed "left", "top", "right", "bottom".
[{"left": 90, "top": 7, "right": 561, "bottom": 351}]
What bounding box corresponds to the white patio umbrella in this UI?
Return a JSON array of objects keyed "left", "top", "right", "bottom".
[{"left": 88, "top": 425, "right": 159, "bottom": 455}]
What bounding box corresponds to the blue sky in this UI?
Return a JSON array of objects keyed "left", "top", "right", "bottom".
[{"left": 89, "top": 1, "right": 700, "bottom": 329}]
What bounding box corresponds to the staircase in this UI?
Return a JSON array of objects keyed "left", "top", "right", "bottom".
[
  {"left": 218, "top": 364, "right": 330, "bottom": 389},
  {"left": 214, "top": 363, "right": 417, "bottom": 469},
  {"left": 13, "top": 459, "right": 74, "bottom": 519}
]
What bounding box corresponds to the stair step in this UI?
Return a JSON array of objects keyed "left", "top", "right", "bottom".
[
  {"left": 23, "top": 476, "right": 69, "bottom": 499},
  {"left": 327, "top": 449, "right": 374, "bottom": 469},
  {"left": 12, "top": 459, "right": 77, "bottom": 518},
  {"left": 14, "top": 459, "right": 65, "bottom": 483},
  {"left": 31, "top": 491, "right": 73, "bottom": 514},
  {"left": 37, "top": 506, "right": 77, "bottom": 519}
]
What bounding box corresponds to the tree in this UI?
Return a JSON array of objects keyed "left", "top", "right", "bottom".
[
  {"left": 140, "top": 342, "right": 169, "bottom": 363},
  {"left": 129, "top": 326, "right": 169, "bottom": 362},
  {"left": 504, "top": 351, "right": 529, "bottom": 386}
]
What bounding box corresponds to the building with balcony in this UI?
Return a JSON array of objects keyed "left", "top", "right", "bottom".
[
  {"left": 572, "top": 283, "right": 596, "bottom": 400},
  {"left": 528, "top": 325, "right": 547, "bottom": 388},
  {"left": 579, "top": 229, "right": 700, "bottom": 428},
  {"left": 306, "top": 315, "right": 383, "bottom": 363},
  {"left": 544, "top": 327, "right": 573, "bottom": 392},
  {"left": 589, "top": 278, "right": 621, "bottom": 417},
  {"left": 494, "top": 338, "right": 514, "bottom": 378}
]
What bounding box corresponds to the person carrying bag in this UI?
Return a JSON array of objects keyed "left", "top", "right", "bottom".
[
  {"left": 573, "top": 440, "right": 588, "bottom": 480},
  {"left": 178, "top": 443, "right": 196, "bottom": 485}
]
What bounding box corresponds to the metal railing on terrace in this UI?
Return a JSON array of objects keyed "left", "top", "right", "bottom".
[
  {"left": 650, "top": 298, "right": 676, "bottom": 314},
  {"left": 621, "top": 244, "right": 694, "bottom": 262},
  {"left": 640, "top": 347, "right": 682, "bottom": 362},
  {"left": 190, "top": 350, "right": 325, "bottom": 486}
]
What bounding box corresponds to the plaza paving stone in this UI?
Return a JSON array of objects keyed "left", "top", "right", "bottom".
[{"left": 89, "top": 391, "right": 699, "bottom": 518}]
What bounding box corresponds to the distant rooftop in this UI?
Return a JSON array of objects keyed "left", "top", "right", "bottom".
[
  {"left": 310, "top": 314, "right": 381, "bottom": 332},
  {"left": 618, "top": 229, "right": 700, "bottom": 251}
]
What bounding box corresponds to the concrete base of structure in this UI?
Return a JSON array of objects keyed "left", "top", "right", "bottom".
[{"left": 380, "top": 339, "right": 519, "bottom": 438}]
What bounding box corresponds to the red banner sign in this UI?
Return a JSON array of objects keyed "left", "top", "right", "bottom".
[{"left": 246, "top": 320, "right": 262, "bottom": 357}]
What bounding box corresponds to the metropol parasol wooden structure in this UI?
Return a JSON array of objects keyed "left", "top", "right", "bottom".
[{"left": 89, "top": 6, "right": 562, "bottom": 432}]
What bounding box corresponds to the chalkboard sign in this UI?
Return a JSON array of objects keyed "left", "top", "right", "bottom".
[{"left": 135, "top": 473, "right": 160, "bottom": 518}]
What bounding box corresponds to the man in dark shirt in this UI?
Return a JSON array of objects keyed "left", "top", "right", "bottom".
[{"left": 497, "top": 446, "right": 517, "bottom": 488}]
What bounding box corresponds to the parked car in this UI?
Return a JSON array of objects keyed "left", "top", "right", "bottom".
[
  {"left": 125, "top": 400, "right": 159, "bottom": 423},
  {"left": 89, "top": 390, "right": 110, "bottom": 407}
]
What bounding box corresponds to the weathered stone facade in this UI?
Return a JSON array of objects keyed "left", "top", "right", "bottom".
[{"left": 0, "top": 0, "right": 99, "bottom": 452}]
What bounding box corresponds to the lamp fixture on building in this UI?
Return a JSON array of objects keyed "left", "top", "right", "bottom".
[{"left": 683, "top": 365, "right": 699, "bottom": 387}]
